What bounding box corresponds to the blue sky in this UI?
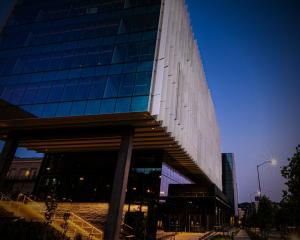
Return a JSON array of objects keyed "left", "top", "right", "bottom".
[{"left": 186, "top": 0, "right": 300, "bottom": 202}]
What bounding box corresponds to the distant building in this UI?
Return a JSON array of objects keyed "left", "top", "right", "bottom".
[
  {"left": 6, "top": 157, "right": 42, "bottom": 194},
  {"left": 222, "top": 153, "right": 238, "bottom": 216}
]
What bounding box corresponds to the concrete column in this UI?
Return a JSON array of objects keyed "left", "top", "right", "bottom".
[
  {"left": 0, "top": 137, "right": 18, "bottom": 189},
  {"left": 104, "top": 129, "right": 134, "bottom": 240}
]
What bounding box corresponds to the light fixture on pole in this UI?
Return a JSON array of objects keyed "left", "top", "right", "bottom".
[{"left": 256, "top": 159, "right": 277, "bottom": 198}]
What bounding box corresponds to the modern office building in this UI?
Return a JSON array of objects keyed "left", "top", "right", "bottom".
[
  {"left": 222, "top": 153, "right": 238, "bottom": 217},
  {"left": 0, "top": 0, "right": 228, "bottom": 237}
]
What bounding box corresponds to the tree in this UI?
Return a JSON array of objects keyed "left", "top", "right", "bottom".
[
  {"left": 281, "top": 144, "right": 300, "bottom": 227},
  {"left": 44, "top": 195, "right": 58, "bottom": 225},
  {"left": 256, "top": 196, "right": 274, "bottom": 239},
  {"left": 61, "top": 211, "right": 71, "bottom": 239}
]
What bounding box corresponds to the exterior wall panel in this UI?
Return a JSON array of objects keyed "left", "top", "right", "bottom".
[{"left": 151, "top": 0, "right": 222, "bottom": 189}]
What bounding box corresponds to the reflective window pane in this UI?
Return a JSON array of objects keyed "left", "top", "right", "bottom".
[
  {"left": 118, "top": 73, "right": 135, "bottom": 97},
  {"left": 56, "top": 102, "right": 72, "bottom": 117},
  {"left": 31, "top": 104, "right": 45, "bottom": 117},
  {"left": 85, "top": 99, "right": 101, "bottom": 115},
  {"left": 70, "top": 101, "right": 86, "bottom": 116},
  {"left": 131, "top": 96, "right": 148, "bottom": 112},
  {"left": 43, "top": 103, "right": 58, "bottom": 117},
  {"left": 134, "top": 72, "right": 151, "bottom": 95},
  {"left": 103, "top": 75, "right": 121, "bottom": 98},
  {"left": 115, "top": 97, "right": 131, "bottom": 113},
  {"left": 100, "top": 98, "right": 116, "bottom": 114},
  {"left": 48, "top": 82, "right": 65, "bottom": 102},
  {"left": 88, "top": 77, "right": 107, "bottom": 99}
]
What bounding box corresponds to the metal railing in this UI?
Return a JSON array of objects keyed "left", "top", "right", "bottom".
[
  {"left": 15, "top": 193, "right": 104, "bottom": 240},
  {"left": 68, "top": 211, "right": 103, "bottom": 240},
  {"left": 120, "top": 222, "right": 135, "bottom": 239},
  {"left": 16, "top": 193, "right": 45, "bottom": 215}
]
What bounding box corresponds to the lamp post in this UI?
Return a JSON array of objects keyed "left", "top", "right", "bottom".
[{"left": 256, "top": 159, "right": 277, "bottom": 198}]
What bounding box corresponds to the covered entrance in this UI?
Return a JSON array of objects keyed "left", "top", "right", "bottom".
[{"left": 0, "top": 112, "right": 211, "bottom": 238}]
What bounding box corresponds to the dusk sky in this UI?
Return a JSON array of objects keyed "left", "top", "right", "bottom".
[{"left": 186, "top": 0, "right": 300, "bottom": 202}]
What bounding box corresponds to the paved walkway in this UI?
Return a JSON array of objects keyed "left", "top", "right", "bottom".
[
  {"left": 234, "top": 229, "right": 251, "bottom": 240},
  {"left": 175, "top": 232, "right": 207, "bottom": 240}
]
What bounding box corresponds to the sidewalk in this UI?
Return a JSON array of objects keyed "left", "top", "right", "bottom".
[
  {"left": 234, "top": 229, "right": 251, "bottom": 240},
  {"left": 175, "top": 232, "right": 207, "bottom": 240}
]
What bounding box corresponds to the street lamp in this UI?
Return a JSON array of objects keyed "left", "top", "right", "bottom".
[{"left": 256, "top": 159, "right": 277, "bottom": 197}]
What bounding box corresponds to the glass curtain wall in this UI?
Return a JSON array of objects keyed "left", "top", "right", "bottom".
[
  {"left": 0, "top": 0, "right": 161, "bottom": 118},
  {"left": 160, "top": 163, "right": 193, "bottom": 197}
]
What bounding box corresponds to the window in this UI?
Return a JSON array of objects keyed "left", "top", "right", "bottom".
[
  {"left": 74, "top": 79, "right": 91, "bottom": 100},
  {"left": 56, "top": 102, "right": 72, "bottom": 117},
  {"left": 115, "top": 97, "right": 131, "bottom": 112},
  {"left": 103, "top": 75, "right": 122, "bottom": 98},
  {"left": 10, "top": 86, "right": 26, "bottom": 105},
  {"left": 109, "top": 64, "right": 123, "bottom": 75},
  {"left": 85, "top": 100, "right": 101, "bottom": 115},
  {"left": 35, "top": 83, "right": 51, "bottom": 103},
  {"left": 62, "top": 81, "right": 78, "bottom": 101},
  {"left": 137, "top": 61, "right": 153, "bottom": 72},
  {"left": 134, "top": 72, "right": 151, "bottom": 95},
  {"left": 95, "top": 66, "right": 108, "bottom": 76},
  {"left": 88, "top": 77, "right": 107, "bottom": 99},
  {"left": 123, "top": 62, "right": 137, "bottom": 73},
  {"left": 118, "top": 73, "right": 135, "bottom": 97},
  {"left": 31, "top": 104, "right": 45, "bottom": 117},
  {"left": 47, "top": 82, "right": 65, "bottom": 102},
  {"left": 131, "top": 96, "right": 148, "bottom": 112},
  {"left": 100, "top": 98, "right": 116, "bottom": 114},
  {"left": 43, "top": 103, "right": 58, "bottom": 117},
  {"left": 22, "top": 86, "right": 39, "bottom": 104},
  {"left": 70, "top": 101, "right": 86, "bottom": 116}
]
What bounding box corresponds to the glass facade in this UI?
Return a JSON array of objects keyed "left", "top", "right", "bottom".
[
  {"left": 35, "top": 150, "right": 162, "bottom": 202},
  {"left": 222, "top": 153, "right": 237, "bottom": 211},
  {"left": 0, "top": 0, "right": 161, "bottom": 118},
  {"left": 160, "top": 163, "right": 193, "bottom": 196}
]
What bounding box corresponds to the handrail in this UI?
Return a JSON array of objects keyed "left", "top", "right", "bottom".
[
  {"left": 0, "top": 192, "right": 15, "bottom": 208},
  {"left": 122, "top": 222, "right": 134, "bottom": 231},
  {"left": 69, "top": 211, "right": 103, "bottom": 239},
  {"left": 6, "top": 193, "right": 104, "bottom": 239},
  {"left": 198, "top": 231, "right": 217, "bottom": 240},
  {"left": 16, "top": 193, "right": 45, "bottom": 215}
]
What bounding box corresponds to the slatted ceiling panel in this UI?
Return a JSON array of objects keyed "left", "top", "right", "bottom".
[
  {"left": 0, "top": 112, "right": 154, "bottom": 133},
  {"left": 0, "top": 111, "right": 210, "bottom": 183}
]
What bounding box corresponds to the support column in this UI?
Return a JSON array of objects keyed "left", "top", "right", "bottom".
[
  {"left": 0, "top": 137, "right": 18, "bottom": 189},
  {"left": 104, "top": 129, "right": 134, "bottom": 240}
]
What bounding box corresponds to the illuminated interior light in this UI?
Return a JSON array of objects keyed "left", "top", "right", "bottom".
[{"left": 24, "top": 170, "right": 30, "bottom": 177}]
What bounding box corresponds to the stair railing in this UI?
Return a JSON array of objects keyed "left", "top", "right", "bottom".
[
  {"left": 0, "top": 192, "right": 14, "bottom": 208},
  {"left": 68, "top": 211, "right": 103, "bottom": 240},
  {"left": 16, "top": 193, "right": 45, "bottom": 215},
  {"left": 12, "top": 193, "right": 104, "bottom": 240}
]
